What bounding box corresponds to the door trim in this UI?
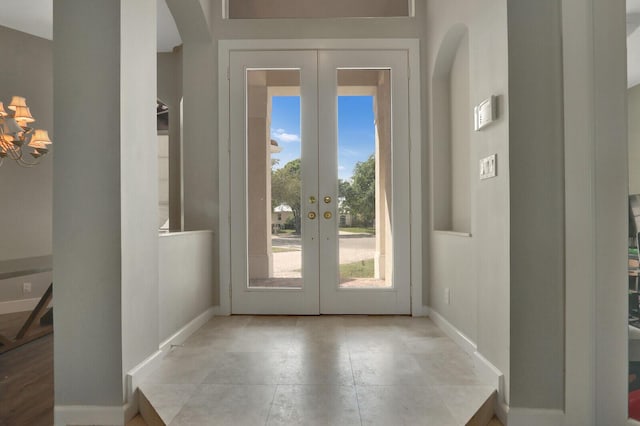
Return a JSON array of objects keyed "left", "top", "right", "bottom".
[{"left": 218, "top": 39, "right": 423, "bottom": 316}]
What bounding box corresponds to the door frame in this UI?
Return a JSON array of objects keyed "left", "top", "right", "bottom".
[{"left": 218, "top": 38, "right": 423, "bottom": 316}]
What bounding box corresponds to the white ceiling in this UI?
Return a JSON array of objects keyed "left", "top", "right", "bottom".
[
  {"left": 0, "top": 0, "right": 182, "bottom": 52},
  {"left": 0, "top": 0, "right": 637, "bottom": 86}
]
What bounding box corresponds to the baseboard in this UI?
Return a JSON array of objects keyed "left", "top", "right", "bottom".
[
  {"left": 429, "top": 308, "right": 508, "bottom": 423},
  {"left": 0, "top": 297, "right": 48, "bottom": 315},
  {"left": 507, "top": 407, "right": 564, "bottom": 426},
  {"left": 473, "top": 351, "right": 505, "bottom": 399},
  {"left": 412, "top": 305, "right": 430, "bottom": 317},
  {"left": 126, "top": 349, "right": 164, "bottom": 403},
  {"left": 158, "top": 305, "right": 217, "bottom": 352},
  {"left": 54, "top": 404, "right": 127, "bottom": 426},
  {"left": 125, "top": 305, "right": 218, "bottom": 410},
  {"left": 428, "top": 308, "right": 477, "bottom": 357}
]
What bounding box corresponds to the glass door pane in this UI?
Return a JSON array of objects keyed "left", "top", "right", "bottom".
[
  {"left": 246, "top": 70, "right": 304, "bottom": 289},
  {"left": 318, "top": 50, "right": 410, "bottom": 315},
  {"left": 230, "top": 50, "right": 319, "bottom": 314},
  {"left": 336, "top": 69, "right": 393, "bottom": 289}
]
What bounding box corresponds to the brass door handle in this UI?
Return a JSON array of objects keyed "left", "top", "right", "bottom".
[
  {"left": 323, "top": 211, "right": 332, "bottom": 219},
  {"left": 323, "top": 196, "right": 332, "bottom": 204},
  {"left": 308, "top": 211, "right": 317, "bottom": 220}
]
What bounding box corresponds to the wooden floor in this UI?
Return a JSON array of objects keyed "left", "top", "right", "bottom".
[{"left": 0, "top": 311, "right": 53, "bottom": 426}]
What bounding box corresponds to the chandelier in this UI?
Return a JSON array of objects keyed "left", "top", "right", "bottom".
[{"left": 0, "top": 96, "right": 52, "bottom": 167}]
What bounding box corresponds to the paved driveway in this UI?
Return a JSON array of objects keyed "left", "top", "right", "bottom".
[{"left": 271, "top": 233, "right": 375, "bottom": 275}]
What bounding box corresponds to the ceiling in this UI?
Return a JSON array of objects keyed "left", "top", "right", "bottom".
[
  {"left": 0, "top": 0, "right": 182, "bottom": 52},
  {"left": 0, "top": 0, "right": 637, "bottom": 86}
]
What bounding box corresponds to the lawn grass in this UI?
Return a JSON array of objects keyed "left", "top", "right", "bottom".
[
  {"left": 339, "top": 258, "right": 374, "bottom": 278},
  {"left": 293, "top": 259, "right": 374, "bottom": 277},
  {"left": 272, "top": 247, "right": 298, "bottom": 253},
  {"left": 339, "top": 226, "right": 375, "bottom": 235}
]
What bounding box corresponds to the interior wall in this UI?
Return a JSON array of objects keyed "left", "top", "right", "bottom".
[
  {"left": 425, "top": 0, "right": 510, "bottom": 403},
  {"left": 450, "top": 33, "right": 471, "bottom": 233},
  {"left": 157, "top": 48, "right": 183, "bottom": 231},
  {"left": 120, "top": 0, "right": 159, "bottom": 382},
  {"left": 53, "top": 0, "right": 124, "bottom": 407},
  {"left": 53, "top": 0, "right": 158, "bottom": 411},
  {"left": 630, "top": 84, "right": 640, "bottom": 194},
  {"left": 507, "top": 0, "right": 565, "bottom": 411},
  {"left": 159, "top": 231, "right": 216, "bottom": 341},
  {"left": 0, "top": 26, "right": 53, "bottom": 263}
]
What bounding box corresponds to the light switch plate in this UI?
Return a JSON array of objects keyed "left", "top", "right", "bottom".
[
  {"left": 480, "top": 154, "right": 497, "bottom": 180},
  {"left": 474, "top": 96, "right": 497, "bottom": 131}
]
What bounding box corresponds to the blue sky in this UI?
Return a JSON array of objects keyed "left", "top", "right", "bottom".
[{"left": 270, "top": 96, "right": 375, "bottom": 181}]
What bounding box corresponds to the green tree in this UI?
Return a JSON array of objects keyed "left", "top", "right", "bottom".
[
  {"left": 338, "top": 179, "right": 353, "bottom": 215},
  {"left": 271, "top": 159, "right": 302, "bottom": 233},
  {"left": 345, "top": 154, "right": 376, "bottom": 227}
]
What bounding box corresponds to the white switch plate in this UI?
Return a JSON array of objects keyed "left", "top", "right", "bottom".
[
  {"left": 22, "top": 282, "right": 32, "bottom": 295},
  {"left": 480, "top": 154, "right": 497, "bottom": 180},
  {"left": 474, "top": 95, "right": 497, "bottom": 131}
]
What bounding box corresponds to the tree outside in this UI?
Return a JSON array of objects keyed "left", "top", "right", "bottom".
[
  {"left": 340, "top": 154, "right": 375, "bottom": 227},
  {"left": 271, "top": 155, "right": 376, "bottom": 232},
  {"left": 271, "top": 158, "right": 302, "bottom": 233}
]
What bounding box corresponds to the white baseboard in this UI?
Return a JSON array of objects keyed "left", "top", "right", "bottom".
[
  {"left": 54, "top": 404, "right": 126, "bottom": 426},
  {"left": 125, "top": 306, "right": 218, "bottom": 404},
  {"left": 412, "top": 305, "right": 430, "bottom": 317},
  {"left": 158, "top": 306, "right": 218, "bottom": 352},
  {"left": 429, "top": 308, "right": 508, "bottom": 423},
  {"left": 0, "top": 297, "right": 50, "bottom": 315},
  {"left": 428, "top": 308, "right": 477, "bottom": 356},
  {"left": 473, "top": 350, "right": 505, "bottom": 399},
  {"left": 507, "top": 407, "right": 564, "bottom": 426}
]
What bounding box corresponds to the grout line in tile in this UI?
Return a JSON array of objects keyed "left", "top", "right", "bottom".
[
  {"left": 264, "top": 383, "right": 279, "bottom": 426},
  {"left": 348, "top": 352, "right": 364, "bottom": 426}
]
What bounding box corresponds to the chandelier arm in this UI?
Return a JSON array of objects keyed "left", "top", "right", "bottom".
[{"left": 13, "top": 150, "right": 40, "bottom": 168}]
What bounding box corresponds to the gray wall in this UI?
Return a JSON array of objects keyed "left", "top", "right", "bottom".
[
  {"left": 0, "top": 26, "right": 52, "bottom": 263},
  {"left": 157, "top": 48, "right": 183, "bottom": 231},
  {"left": 507, "top": 0, "right": 565, "bottom": 410},
  {"left": 630, "top": 84, "right": 640, "bottom": 194},
  {"left": 450, "top": 33, "right": 471, "bottom": 233},
  {"left": 425, "top": 0, "right": 510, "bottom": 403},
  {"left": 120, "top": 0, "right": 159, "bottom": 382},
  {"left": 53, "top": 0, "right": 124, "bottom": 406},
  {"left": 53, "top": 0, "right": 158, "bottom": 410},
  {"left": 159, "top": 231, "right": 215, "bottom": 342}
]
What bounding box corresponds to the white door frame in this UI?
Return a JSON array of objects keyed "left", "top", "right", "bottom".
[{"left": 218, "top": 39, "right": 423, "bottom": 316}]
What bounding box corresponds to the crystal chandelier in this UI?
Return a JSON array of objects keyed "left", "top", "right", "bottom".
[{"left": 0, "top": 96, "right": 52, "bottom": 167}]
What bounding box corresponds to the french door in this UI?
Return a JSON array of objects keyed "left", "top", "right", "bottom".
[{"left": 229, "top": 49, "right": 410, "bottom": 314}]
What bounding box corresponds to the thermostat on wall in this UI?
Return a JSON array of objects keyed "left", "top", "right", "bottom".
[{"left": 474, "top": 95, "right": 497, "bottom": 131}]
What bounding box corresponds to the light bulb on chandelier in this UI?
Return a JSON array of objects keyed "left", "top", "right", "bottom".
[{"left": 0, "top": 96, "right": 52, "bottom": 167}]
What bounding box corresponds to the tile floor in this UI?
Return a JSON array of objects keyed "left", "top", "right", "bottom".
[{"left": 140, "top": 316, "right": 494, "bottom": 425}]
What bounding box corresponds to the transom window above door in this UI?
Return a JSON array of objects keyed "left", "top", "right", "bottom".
[{"left": 226, "top": 0, "right": 413, "bottom": 19}]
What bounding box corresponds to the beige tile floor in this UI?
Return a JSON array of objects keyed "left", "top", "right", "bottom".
[{"left": 140, "top": 316, "right": 495, "bottom": 425}]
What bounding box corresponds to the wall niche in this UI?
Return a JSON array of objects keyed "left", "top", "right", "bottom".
[{"left": 432, "top": 24, "right": 471, "bottom": 234}]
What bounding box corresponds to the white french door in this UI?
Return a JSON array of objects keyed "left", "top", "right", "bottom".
[{"left": 229, "top": 49, "right": 410, "bottom": 315}]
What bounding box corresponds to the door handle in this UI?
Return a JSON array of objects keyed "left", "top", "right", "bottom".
[
  {"left": 323, "top": 211, "right": 332, "bottom": 219},
  {"left": 323, "top": 196, "right": 332, "bottom": 204},
  {"left": 308, "top": 211, "right": 317, "bottom": 220}
]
